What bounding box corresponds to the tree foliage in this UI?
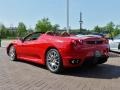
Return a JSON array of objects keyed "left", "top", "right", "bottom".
[
  {"left": 17, "top": 22, "right": 27, "bottom": 37},
  {"left": 93, "top": 25, "right": 101, "bottom": 33},
  {"left": 92, "top": 22, "right": 120, "bottom": 38},
  {"left": 1, "top": 19, "right": 120, "bottom": 39},
  {"left": 0, "top": 24, "right": 7, "bottom": 38},
  {"left": 35, "top": 18, "right": 53, "bottom": 32},
  {"left": 52, "top": 24, "right": 60, "bottom": 32},
  {"left": 105, "top": 22, "right": 115, "bottom": 37}
]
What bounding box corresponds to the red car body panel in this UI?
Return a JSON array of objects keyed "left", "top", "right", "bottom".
[{"left": 7, "top": 33, "right": 109, "bottom": 68}]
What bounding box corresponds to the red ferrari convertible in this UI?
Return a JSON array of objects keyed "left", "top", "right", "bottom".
[{"left": 7, "top": 32, "right": 109, "bottom": 73}]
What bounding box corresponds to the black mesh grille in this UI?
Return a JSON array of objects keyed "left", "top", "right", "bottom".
[{"left": 86, "top": 41, "right": 103, "bottom": 44}]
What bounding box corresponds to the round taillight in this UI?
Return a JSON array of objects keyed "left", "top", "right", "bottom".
[
  {"left": 71, "top": 40, "right": 78, "bottom": 46},
  {"left": 104, "top": 39, "right": 109, "bottom": 44},
  {"left": 78, "top": 40, "right": 83, "bottom": 45},
  {"left": 71, "top": 40, "right": 83, "bottom": 47}
]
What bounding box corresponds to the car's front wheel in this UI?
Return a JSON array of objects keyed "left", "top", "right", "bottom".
[
  {"left": 8, "top": 46, "right": 17, "bottom": 61},
  {"left": 46, "top": 49, "right": 63, "bottom": 73}
]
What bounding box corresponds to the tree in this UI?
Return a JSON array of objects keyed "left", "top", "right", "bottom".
[
  {"left": 93, "top": 25, "right": 101, "bottom": 33},
  {"left": 0, "top": 24, "right": 7, "bottom": 38},
  {"left": 35, "top": 18, "right": 52, "bottom": 32},
  {"left": 52, "top": 24, "right": 60, "bottom": 33},
  {"left": 105, "top": 22, "right": 115, "bottom": 38},
  {"left": 114, "top": 25, "right": 120, "bottom": 36},
  {"left": 17, "top": 22, "right": 27, "bottom": 37}
]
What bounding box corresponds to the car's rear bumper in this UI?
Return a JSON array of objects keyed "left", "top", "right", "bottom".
[
  {"left": 62, "top": 55, "right": 109, "bottom": 68},
  {"left": 60, "top": 45, "right": 109, "bottom": 68}
]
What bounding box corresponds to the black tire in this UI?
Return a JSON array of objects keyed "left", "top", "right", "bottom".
[
  {"left": 46, "top": 49, "right": 63, "bottom": 73},
  {"left": 97, "top": 58, "right": 108, "bottom": 64},
  {"left": 118, "top": 43, "right": 120, "bottom": 50},
  {"left": 8, "top": 46, "right": 17, "bottom": 61}
]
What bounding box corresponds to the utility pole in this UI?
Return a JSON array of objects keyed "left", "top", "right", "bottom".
[
  {"left": 79, "top": 12, "right": 83, "bottom": 33},
  {"left": 66, "top": 0, "right": 70, "bottom": 33}
]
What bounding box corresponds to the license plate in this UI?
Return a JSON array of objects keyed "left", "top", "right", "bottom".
[{"left": 95, "top": 51, "right": 101, "bottom": 57}]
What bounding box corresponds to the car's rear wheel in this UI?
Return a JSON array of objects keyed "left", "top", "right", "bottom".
[
  {"left": 46, "top": 49, "right": 63, "bottom": 73},
  {"left": 8, "top": 46, "right": 17, "bottom": 61},
  {"left": 118, "top": 43, "right": 120, "bottom": 50}
]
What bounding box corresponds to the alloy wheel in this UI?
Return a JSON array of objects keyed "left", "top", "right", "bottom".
[
  {"left": 9, "top": 46, "right": 16, "bottom": 61},
  {"left": 46, "top": 49, "right": 62, "bottom": 73}
]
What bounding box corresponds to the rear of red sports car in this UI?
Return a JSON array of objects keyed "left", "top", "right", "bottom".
[
  {"left": 7, "top": 32, "right": 109, "bottom": 73},
  {"left": 57, "top": 35, "right": 109, "bottom": 68}
]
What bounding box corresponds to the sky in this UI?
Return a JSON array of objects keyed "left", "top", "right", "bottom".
[{"left": 0, "top": 0, "right": 120, "bottom": 30}]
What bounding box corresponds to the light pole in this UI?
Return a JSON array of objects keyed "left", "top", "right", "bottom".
[{"left": 66, "top": 0, "right": 70, "bottom": 33}]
